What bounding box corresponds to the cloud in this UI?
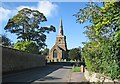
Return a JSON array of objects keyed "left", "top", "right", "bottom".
[
  {"left": 0, "top": 7, "right": 11, "bottom": 22},
  {"left": 16, "top": 6, "right": 34, "bottom": 11},
  {"left": 37, "top": 1, "right": 58, "bottom": 17},
  {"left": 17, "top": 1, "right": 58, "bottom": 17},
  {"left": 1, "top": 1, "right": 58, "bottom": 22}
]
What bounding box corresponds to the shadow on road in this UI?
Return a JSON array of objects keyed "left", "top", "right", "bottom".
[
  {"left": 38, "top": 76, "right": 61, "bottom": 81},
  {"left": 47, "top": 62, "right": 74, "bottom": 66},
  {"left": 2, "top": 62, "right": 72, "bottom": 83}
]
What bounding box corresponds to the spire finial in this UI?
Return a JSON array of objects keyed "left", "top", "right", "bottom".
[{"left": 58, "top": 18, "right": 64, "bottom": 36}]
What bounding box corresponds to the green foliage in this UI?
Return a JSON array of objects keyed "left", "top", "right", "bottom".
[
  {"left": 72, "top": 66, "right": 80, "bottom": 72},
  {"left": 14, "top": 41, "right": 39, "bottom": 54},
  {"left": 74, "top": 2, "right": 120, "bottom": 79},
  {"left": 4, "top": 8, "right": 56, "bottom": 50},
  {"left": 0, "top": 34, "right": 12, "bottom": 46},
  {"left": 68, "top": 48, "right": 81, "bottom": 60},
  {"left": 39, "top": 48, "right": 49, "bottom": 56}
]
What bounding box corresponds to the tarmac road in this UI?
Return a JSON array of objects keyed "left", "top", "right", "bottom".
[
  {"left": 32, "top": 66, "right": 72, "bottom": 83},
  {"left": 2, "top": 63, "right": 72, "bottom": 83}
]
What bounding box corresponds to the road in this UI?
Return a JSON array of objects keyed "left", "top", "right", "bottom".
[
  {"left": 2, "top": 63, "right": 72, "bottom": 83},
  {"left": 32, "top": 66, "right": 72, "bottom": 83}
]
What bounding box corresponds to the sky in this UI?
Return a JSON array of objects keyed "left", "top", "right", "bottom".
[{"left": 1, "top": 1, "right": 94, "bottom": 49}]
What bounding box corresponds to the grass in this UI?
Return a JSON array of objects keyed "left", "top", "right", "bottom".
[{"left": 72, "top": 66, "right": 81, "bottom": 72}]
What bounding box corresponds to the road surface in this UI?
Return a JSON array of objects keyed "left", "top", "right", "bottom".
[{"left": 2, "top": 63, "right": 72, "bottom": 83}]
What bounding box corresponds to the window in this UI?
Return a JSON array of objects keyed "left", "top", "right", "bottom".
[{"left": 53, "top": 49, "right": 57, "bottom": 58}]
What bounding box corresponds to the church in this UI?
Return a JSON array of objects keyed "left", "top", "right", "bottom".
[{"left": 48, "top": 18, "right": 68, "bottom": 62}]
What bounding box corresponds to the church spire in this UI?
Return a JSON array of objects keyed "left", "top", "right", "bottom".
[{"left": 58, "top": 18, "right": 64, "bottom": 36}]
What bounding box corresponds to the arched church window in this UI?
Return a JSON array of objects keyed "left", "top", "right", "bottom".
[{"left": 53, "top": 49, "right": 57, "bottom": 58}]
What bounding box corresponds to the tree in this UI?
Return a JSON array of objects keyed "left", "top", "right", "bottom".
[
  {"left": 14, "top": 41, "right": 39, "bottom": 54},
  {"left": 74, "top": 2, "right": 120, "bottom": 79},
  {"left": 4, "top": 8, "right": 56, "bottom": 50},
  {"left": 39, "top": 48, "right": 49, "bottom": 56},
  {"left": 68, "top": 48, "right": 81, "bottom": 61},
  {"left": 0, "top": 34, "right": 12, "bottom": 46}
]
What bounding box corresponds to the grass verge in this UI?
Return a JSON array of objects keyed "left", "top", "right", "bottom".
[{"left": 72, "top": 66, "right": 80, "bottom": 72}]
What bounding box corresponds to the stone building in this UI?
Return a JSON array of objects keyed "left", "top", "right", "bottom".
[{"left": 48, "top": 18, "right": 67, "bottom": 62}]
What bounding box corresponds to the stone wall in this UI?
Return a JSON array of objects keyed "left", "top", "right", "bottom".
[
  {"left": 84, "top": 69, "right": 120, "bottom": 83},
  {"left": 2, "top": 46, "right": 46, "bottom": 73}
]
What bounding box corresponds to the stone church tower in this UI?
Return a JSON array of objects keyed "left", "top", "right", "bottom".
[{"left": 48, "top": 18, "right": 67, "bottom": 62}]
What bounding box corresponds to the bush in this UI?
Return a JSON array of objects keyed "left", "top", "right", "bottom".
[
  {"left": 82, "top": 40, "right": 120, "bottom": 79},
  {"left": 68, "top": 48, "right": 81, "bottom": 61},
  {"left": 14, "top": 41, "right": 39, "bottom": 54}
]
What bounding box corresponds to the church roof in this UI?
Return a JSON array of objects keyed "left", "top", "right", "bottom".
[{"left": 50, "top": 44, "right": 65, "bottom": 53}]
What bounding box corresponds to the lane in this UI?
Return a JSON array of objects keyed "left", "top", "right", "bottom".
[
  {"left": 2, "top": 63, "right": 72, "bottom": 83},
  {"left": 32, "top": 66, "right": 72, "bottom": 83},
  {"left": 2, "top": 65, "right": 63, "bottom": 82}
]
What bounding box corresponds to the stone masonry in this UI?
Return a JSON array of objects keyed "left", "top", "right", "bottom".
[{"left": 48, "top": 18, "right": 67, "bottom": 62}]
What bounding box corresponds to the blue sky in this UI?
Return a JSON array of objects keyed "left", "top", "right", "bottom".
[{"left": 1, "top": 1, "right": 98, "bottom": 49}]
